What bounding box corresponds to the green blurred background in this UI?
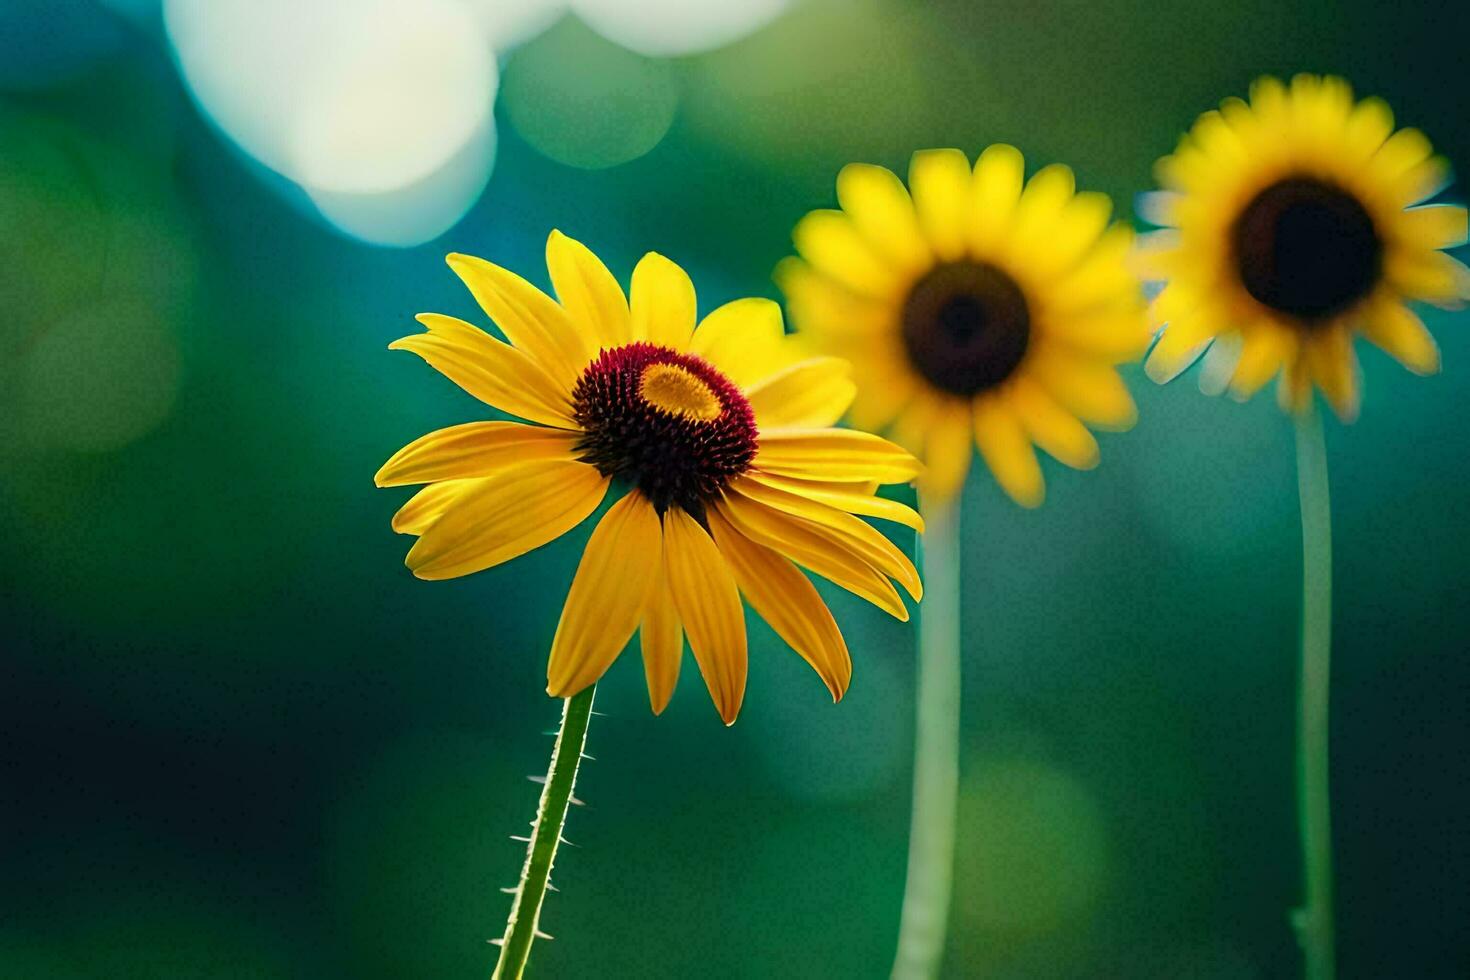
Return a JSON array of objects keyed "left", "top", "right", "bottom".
[{"left": 3, "top": 1, "right": 1467, "bottom": 977}]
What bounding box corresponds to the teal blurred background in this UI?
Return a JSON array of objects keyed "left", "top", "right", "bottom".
[{"left": 3, "top": 1, "right": 1467, "bottom": 977}]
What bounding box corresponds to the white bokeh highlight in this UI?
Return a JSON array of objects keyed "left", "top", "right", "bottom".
[
  {"left": 570, "top": 0, "right": 789, "bottom": 56},
  {"left": 164, "top": 0, "right": 497, "bottom": 246}
]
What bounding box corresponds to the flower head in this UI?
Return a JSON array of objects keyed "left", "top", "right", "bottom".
[
  {"left": 1140, "top": 74, "right": 1470, "bottom": 419},
  {"left": 377, "top": 231, "right": 923, "bottom": 724},
  {"left": 778, "top": 147, "right": 1148, "bottom": 507}
]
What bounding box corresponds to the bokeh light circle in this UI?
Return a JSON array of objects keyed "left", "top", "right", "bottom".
[
  {"left": 570, "top": 0, "right": 790, "bottom": 56},
  {"left": 464, "top": 0, "right": 567, "bottom": 54},
  {"left": 502, "top": 17, "right": 678, "bottom": 170},
  {"left": 20, "top": 300, "right": 181, "bottom": 453},
  {"left": 954, "top": 754, "right": 1111, "bottom": 935},
  {"left": 163, "top": 0, "right": 496, "bottom": 246}
]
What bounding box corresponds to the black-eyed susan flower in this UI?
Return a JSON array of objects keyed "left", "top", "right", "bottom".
[
  {"left": 777, "top": 146, "right": 1149, "bottom": 507},
  {"left": 1140, "top": 74, "right": 1470, "bottom": 419},
  {"left": 376, "top": 230, "right": 923, "bottom": 725}
]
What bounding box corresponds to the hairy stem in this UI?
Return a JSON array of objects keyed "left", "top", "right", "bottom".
[
  {"left": 891, "top": 498, "right": 961, "bottom": 980},
  {"left": 1292, "top": 408, "right": 1335, "bottom": 980},
  {"left": 492, "top": 685, "right": 595, "bottom": 980}
]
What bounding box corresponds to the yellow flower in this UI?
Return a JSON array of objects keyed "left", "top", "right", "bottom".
[
  {"left": 777, "top": 147, "right": 1148, "bottom": 507},
  {"left": 376, "top": 231, "right": 923, "bottom": 725},
  {"left": 1140, "top": 74, "right": 1470, "bottom": 419}
]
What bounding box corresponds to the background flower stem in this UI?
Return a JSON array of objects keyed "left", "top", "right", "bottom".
[
  {"left": 493, "top": 685, "right": 596, "bottom": 980},
  {"left": 891, "top": 497, "right": 961, "bottom": 980},
  {"left": 1293, "top": 407, "right": 1335, "bottom": 980}
]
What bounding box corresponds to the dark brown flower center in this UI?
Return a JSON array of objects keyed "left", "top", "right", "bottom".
[
  {"left": 1232, "top": 177, "right": 1382, "bottom": 322},
  {"left": 571, "top": 342, "right": 757, "bottom": 514},
  {"left": 900, "top": 261, "right": 1031, "bottom": 396}
]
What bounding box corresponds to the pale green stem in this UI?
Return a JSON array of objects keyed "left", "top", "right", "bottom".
[
  {"left": 891, "top": 498, "right": 961, "bottom": 980},
  {"left": 492, "top": 685, "right": 595, "bottom": 980},
  {"left": 1292, "top": 408, "right": 1335, "bottom": 980}
]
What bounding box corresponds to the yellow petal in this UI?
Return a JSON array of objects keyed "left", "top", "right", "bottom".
[
  {"left": 1344, "top": 96, "right": 1394, "bottom": 160},
  {"left": 405, "top": 459, "right": 609, "bottom": 580},
  {"left": 1368, "top": 128, "right": 1440, "bottom": 205},
  {"left": 774, "top": 257, "right": 891, "bottom": 339},
  {"left": 847, "top": 360, "right": 918, "bottom": 434},
  {"left": 1145, "top": 314, "right": 1216, "bottom": 384},
  {"left": 707, "top": 508, "right": 851, "bottom": 702},
  {"left": 391, "top": 314, "right": 576, "bottom": 428},
  {"left": 973, "top": 396, "right": 1044, "bottom": 508},
  {"left": 1031, "top": 352, "right": 1138, "bottom": 429},
  {"left": 690, "top": 297, "right": 798, "bottom": 388},
  {"left": 755, "top": 428, "right": 923, "bottom": 484},
  {"left": 836, "top": 162, "right": 931, "bottom": 275},
  {"left": 663, "top": 507, "right": 747, "bottom": 725},
  {"left": 630, "top": 252, "right": 696, "bottom": 349},
  {"left": 1359, "top": 300, "right": 1440, "bottom": 375},
  {"left": 792, "top": 209, "right": 899, "bottom": 298},
  {"left": 546, "top": 229, "right": 630, "bottom": 348},
  {"left": 1305, "top": 329, "right": 1360, "bottom": 422},
  {"left": 1276, "top": 357, "right": 1313, "bottom": 415},
  {"left": 1135, "top": 191, "right": 1181, "bottom": 228},
  {"left": 1034, "top": 192, "right": 1114, "bottom": 277},
  {"left": 968, "top": 143, "right": 1025, "bottom": 254},
  {"left": 375, "top": 421, "right": 580, "bottom": 487},
  {"left": 729, "top": 477, "right": 921, "bottom": 601},
  {"left": 888, "top": 389, "right": 952, "bottom": 464},
  {"left": 1399, "top": 205, "right": 1468, "bottom": 251},
  {"left": 916, "top": 398, "right": 972, "bottom": 503},
  {"left": 745, "top": 471, "right": 924, "bottom": 532},
  {"left": 1010, "top": 163, "right": 1077, "bottom": 258},
  {"left": 1046, "top": 305, "right": 1151, "bottom": 363},
  {"left": 547, "top": 492, "right": 662, "bottom": 697},
  {"left": 714, "top": 497, "right": 908, "bottom": 621},
  {"left": 1008, "top": 377, "right": 1099, "bottom": 470},
  {"left": 1228, "top": 326, "right": 1291, "bottom": 399},
  {"left": 391, "top": 478, "right": 484, "bottom": 535},
  {"left": 639, "top": 557, "right": 683, "bottom": 715},
  {"left": 445, "top": 252, "right": 588, "bottom": 388},
  {"left": 909, "top": 148, "right": 972, "bottom": 261},
  {"left": 1197, "top": 330, "right": 1243, "bottom": 397},
  {"left": 1386, "top": 251, "right": 1470, "bottom": 307},
  {"left": 1049, "top": 224, "right": 1138, "bottom": 315},
  {"left": 745, "top": 357, "right": 855, "bottom": 429}
]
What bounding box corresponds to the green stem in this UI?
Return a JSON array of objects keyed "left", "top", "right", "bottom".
[
  {"left": 1292, "top": 408, "right": 1335, "bottom": 980},
  {"left": 891, "top": 498, "right": 961, "bottom": 980},
  {"left": 492, "top": 685, "right": 595, "bottom": 980}
]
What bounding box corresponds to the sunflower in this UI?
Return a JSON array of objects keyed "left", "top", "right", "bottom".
[
  {"left": 776, "top": 146, "right": 1149, "bottom": 507},
  {"left": 376, "top": 231, "right": 923, "bottom": 724},
  {"left": 1140, "top": 74, "right": 1470, "bottom": 419}
]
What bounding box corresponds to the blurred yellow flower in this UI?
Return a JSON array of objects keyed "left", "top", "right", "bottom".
[
  {"left": 1140, "top": 74, "right": 1470, "bottom": 419},
  {"left": 778, "top": 147, "right": 1148, "bottom": 507},
  {"left": 377, "top": 231, "right": 923, "bottom": 724}
]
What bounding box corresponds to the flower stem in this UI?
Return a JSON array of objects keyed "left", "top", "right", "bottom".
[
  {"left": 1292, "top": 407, "right": 1335, "bottom": 980},
  {"left": 892, "top": 497, "right": 961, "bottom": 980},
  {"left": 492, "top": 685, "right": 595, "bottom": 980}
]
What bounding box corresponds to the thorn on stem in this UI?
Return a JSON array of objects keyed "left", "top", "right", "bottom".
[
  {"left": 580, "top": 753, "right": 596, "bottom": 762},
  {"left": 568, "top": 795, "right": 584, "bottom": 806},
  {"left": 499, "top": 886, "right": 518, "bottom": 894},
  {"left": 528, "top": 775, "right": 548, "bottom": 785},
  {"left": 559, "top": 836, "right": 579, "bottom": 848},
  {"left": 510, "top": 834, "right": 531, "bottom": 843},
  {"left": 535, "top": 930, "right": 554, "bottom": 941}
]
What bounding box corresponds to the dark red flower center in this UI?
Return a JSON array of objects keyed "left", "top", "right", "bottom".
[
  {"left": 901, "top": 261, "right": 1031, "bottom": 396},
  {"left": 1233, "top": 176, "right": 1382, "bottom": 323},
  {"left": 571, "top": 342, "right": 758, "bottom": 514}
]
